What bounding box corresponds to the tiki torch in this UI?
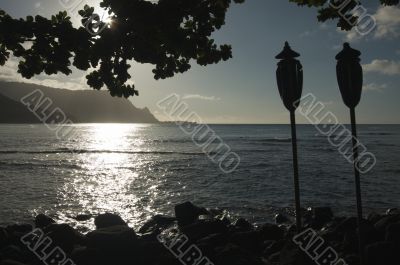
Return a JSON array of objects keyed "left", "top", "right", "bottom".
[
  {"left": 335, "top": 42, "right": 364, "bottom": 264},
  {"left": 275, "top": 42, "right": 303, "bottom": 231}
]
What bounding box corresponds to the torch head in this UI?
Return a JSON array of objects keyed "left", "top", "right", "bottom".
[
  {"left": 335, "top": 43, "right": 363, "bottom": 109},
  {"left": 276, "top": 42, "right": 303, "bottom": 112}
]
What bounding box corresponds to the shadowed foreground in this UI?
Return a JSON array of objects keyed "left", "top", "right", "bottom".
[{"left": 0, "top": 202, "right": 399, "bottom": 265}]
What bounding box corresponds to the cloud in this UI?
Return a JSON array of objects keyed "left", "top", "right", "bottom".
[
  {"left": 363, "top": 83, "right": 387, "bottom": 92},
  {"left": 341, "top": 5, "right": 400, "bottom": 41},
  {"left": 0, "top": 57, "right": 88, "bottom": 90},
  {"left": 34, "top": 2, "right": 41, "bottom": 9},
  {"left": 182, "top": 94, "right": 221, "bottom": 101},
  {"left": 363, "top": 60, "right": 400, "bottom": 75},
  {"left": 373, "top": 5, "right": 400, "bottom": 39}
]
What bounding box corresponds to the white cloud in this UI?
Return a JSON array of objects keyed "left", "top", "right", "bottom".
[
  {"left": 363, "top": 60, "right": 400, "bottom": 75},
  {"left": 34, "top": 2, "right": 41, "bottom": 9},
  {"left": 0, "top": 57, "right": 88, "bottom": 90},
  {"left": 374, "top": 5, "right": 400, "bottom": 39},
  {"left": 363, "top": 83, "right": 387, "bottom": 92},
  {"left": 341, "top": 5, "right": 400, "bottom": 41},
  {"left": 182, "top": 94, "right": 221, "bottom": 101},
  {"left": 299, "top": 30, "right": 313, "bottom": 38}
]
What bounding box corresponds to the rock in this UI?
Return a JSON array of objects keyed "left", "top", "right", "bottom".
[
  {"left": 44, "top": 223, "right": 80, "bottom": 254},
  {"left": 263, "top": 240, "right": 284, "bottom": 259},
  {"left": 214, "top": 244, "right": 265, "bottom": 265},
  {"left": 366, "top": 241, "right": 398, "bottom": 265},
  {"left": 335, "top": 217, "right": 358, "bottom": 234},
  {"left": 34, "top": 214, "right": 55, "bottom": 229},
  {"left": 233, "top": 218, "right": 253, "bottom": 231},
  {"left": 174, "top": 201, "right": 209, "bottom": 226},
  {"left": 0, "top": 227, "right": 10, "bottom": 249},
  {"left": 0, "top": 245, "right": 25, "bottom": 262},
  {"left": 385, "top": 222, "right": 400, "bottom": 245},
  {"left": 307, "top": 207, "right": 333, "bottom": 228},
  {"left": 374, "top": 215, "right": 400, "bottom": 235},
  {"left": 75, "top": 214, "right": 92, "bottom": 222},
  {"left": 94, "top": 213, "right": 127, "bottom": 229},
  {"left": 196, "top": 233, "right": 230, "bottom": 250},
  {"left": 86, "top": 225, "right": 138, "bottom": 251},
  {"left": 229, "top": 231, "right": 263, "bottom": 254},
  {"left": 5, "top": 224, "right": 32, "bottom": 234},
  {"left": 138, "top": 215, "right": 176, "bottom": 234},
  {"left": 386, "top": 208, "right": 400, "bottom": 216},
  {"left": 181, "top": 219, "right": 228, "bottom": 241},
  {"left": 0, "top": 260, "right": 28, "bottom": 265},
  {"left": 268, "top": 251, "right": 281, "bottom": 264},
  {"left": 279, "top": 241, "right": 314, "bottom": 265},
  {"left": 258, "top": 223, "right": 284, "bottom": 241},
  {"left": 367, "top": 212, "right": 383, "bottom": 224},
  {"left": 358, "top": 221, "right": 381, "bottom": 245},
  {"left": 274, "top": 213, "right": 289, "bottom": 224}
]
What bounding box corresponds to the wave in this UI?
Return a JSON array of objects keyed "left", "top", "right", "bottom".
[
  {"left": 0, "top": 149, "right": 212, "bottom": 156},
  {"left": 362, "top": 132, "right": 394, "bottom": 136}
]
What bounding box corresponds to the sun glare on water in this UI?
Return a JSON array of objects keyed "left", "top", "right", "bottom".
[{"left": 57, "top": 124, "right": 154, "bottom": 230}]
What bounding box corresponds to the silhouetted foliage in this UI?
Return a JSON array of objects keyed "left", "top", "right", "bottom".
[
  {"left": 290, "top": 0, "right": 399, "bottom": 31},
  {"left": 0, "top": 0, "right": 244, "bottom": 97},
  {"left": 0, "top": 0, "right": 397, "bottom": 97}
]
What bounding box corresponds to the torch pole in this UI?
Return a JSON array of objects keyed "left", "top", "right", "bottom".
[
  {"left": 350, "top": 107, "right": 364, "bottom": 264},
  {"left": 290, "top": 110, "right": 302, "bottom": 232}
]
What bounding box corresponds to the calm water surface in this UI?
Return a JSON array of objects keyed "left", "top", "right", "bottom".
[{"left": 0, "top": 124, "right": 399, "bottom": 231}]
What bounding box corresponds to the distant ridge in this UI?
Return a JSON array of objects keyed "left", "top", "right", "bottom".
[{"left": 0, "top": 81, "right": 159, "bottom": 123}]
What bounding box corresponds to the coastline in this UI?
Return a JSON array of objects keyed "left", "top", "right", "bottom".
[{"left": 1, "top": 201, "right": 399, "bottom": 265}]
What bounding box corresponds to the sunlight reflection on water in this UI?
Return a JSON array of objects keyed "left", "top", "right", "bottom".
[
  {"left": 1, "top": 124, "right": 399, "bottom": 231},
  {"left": 57, "top": 124, "right": 159, "bottom": 230}
]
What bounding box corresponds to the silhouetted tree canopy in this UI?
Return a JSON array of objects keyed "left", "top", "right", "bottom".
[
  {"left": 0, "top": 0, "right": 244, "bottom": 97},
  {"left": 290, "top": 0, "right": 399, "bottom": 31},
  {"left": 0, "top": 0, "right": 398, "bottom": 97}
]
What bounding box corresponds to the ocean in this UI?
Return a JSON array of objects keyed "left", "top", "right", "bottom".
[{"left": 0, "top": 124, "right": 399, "bottom": 231}]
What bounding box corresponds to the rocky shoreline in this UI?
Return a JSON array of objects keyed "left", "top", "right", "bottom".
[{"left": 0, "top": 202, "right": 399, "bottom": 265}]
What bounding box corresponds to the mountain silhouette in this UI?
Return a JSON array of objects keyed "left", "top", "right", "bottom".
[{"left": 0, "top": 81, "right": 159, "bottom": 123}]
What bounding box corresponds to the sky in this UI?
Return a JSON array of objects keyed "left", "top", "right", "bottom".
[{"left": 0, "top": 0, "right": 399, "bottom": 124}]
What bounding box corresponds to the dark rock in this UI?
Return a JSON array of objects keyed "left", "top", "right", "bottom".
[
  {"left": 275, "top": 213, "right": 289, "bottom": 224},
  {"left": 385, "top": 222, "right": 400, "bottom": 245},
  {"left": 34, "top": 214, "right": 55, "bottom": 229},
  {"left": 367, "top": 212, "right": 383, "bottom": 224},
  {"left": 374, "top": 215, "right": 400, "bottom": 235},
  {"left": 75, "top": 214, "right": 92, "bottom": 222},
  {"left": 279, "top": 241, "right": 314, "bottom": 265},
  {"left": 268, "top": 251, "right": 281, "bottom": 264},
  {"left": 335, "top": 217, "right": 358, "bottom": 234},
  {"left": 138, "top": 215, "right": 176, "bottom": 234},
  {"left": 229, "top": 231, "right": 263, "bottom": 254},
  {"left": 94, "top": 213, "right": 127, "bottom": 229},
  {"left": 196, "top": 233, "right": 230, "bottom": 250},
  {"left": 0, "top": 260, "right": 28, "bottom": 265},
  {"left": 263, "top": 240, "right": 285, "bottom": 258},
  {"left": 199, "top": 214, "right": 214, "bottom": 220},
  {"left": 233, "top": 218, "right": 253, "bottom": 231},
  {"left": 0, "top": 227, "right": 9, "bottom": 249},
  {"left": 0, "top": 245, "right": 25, "bottom": 262},
  {"left": 214, "top": 244, "right": 265, "bottom": 265},
  {"left": 308, "top": 207, "right": 334, "bottom": 228},
  {"left": 386, "top": 208, "right": 400, "bottom": 216},
  {"left": 181, "top": 219, "right": 228, "bottom": 241},
  {"left": 360, "top": 221, "right": 381, "bottom": 244},
  {"left": 258, "top": 223, "right": 284, "bottom": 241},
  {"left": 44, "top": 223, "right": 80, "bottom": 254},
  {"left": 174, "top": 201, "right": 209, "bottom": 226},
  {"left": 86, "top": 225, "right": 138, "bottom": 251},
  {"left": 6, "top": 224, "right": 32, "bottom": 234},
  {"left": 366, "top": 241, "right": 398, "bottom": 265}
]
